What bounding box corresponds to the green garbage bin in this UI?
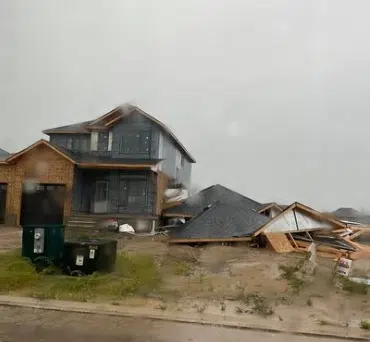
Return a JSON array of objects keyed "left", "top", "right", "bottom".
[{"left": 22, "top": 225, "right": 65, "bottom": 269}]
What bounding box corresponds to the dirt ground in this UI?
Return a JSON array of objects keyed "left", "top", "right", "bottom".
[
  {"left": 1, "top": 227, "right": 370, "bottom": 331},
  {"left": 0, "top": 227, "right": 21, "bottom": 251}
]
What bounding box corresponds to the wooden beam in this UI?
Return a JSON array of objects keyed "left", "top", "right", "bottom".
[
  {"left": 168, "top": 237, "right": 252, "bottom": 244},
  {"left": 288, "top": 233, "right": 299, "bottom": 248},
  {"left": 162, "top": 213, "right": 193, "bottom": 218},
  {"left": 78, "top": 163, "right": 154, "bottom": 169}
]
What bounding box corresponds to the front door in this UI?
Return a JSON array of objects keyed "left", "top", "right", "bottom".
[{"left": 93, "top": 180, "right": 108, "bottom": 213}]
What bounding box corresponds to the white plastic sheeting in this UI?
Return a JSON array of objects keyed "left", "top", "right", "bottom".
[
  {"left": 164, "top": 188, "right": 189, "bottom": 203},
  {"left": 119, "top": 224, "right": 135, "bottom": 233}
]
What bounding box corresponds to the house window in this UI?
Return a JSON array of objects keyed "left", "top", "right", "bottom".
[
  {"left": 90, "top": 132, "right": 98, "bottom": 151},
  {"left": 108, "top": 131, "right": 113, "bottom": 151},
  {"left": 120, "top": 132, "right": 150, "bottom": 154},
  {"left": 80, "top": 139, "right": 89, "bottom": 151},
  {"left": 66, "top": 138, "right": 73, "bottom": 150},
  {"left": 72, "top": 138, "right": 80, "bottom": 150},
  {"left": 119, "top": 178, "right": 147, "bottom": 207},
  {"left": 181, "top": 154, "right": 184, "bottom": 167},
  {"left": 97, "top": 132, "right": 108, "bottom": 151}
]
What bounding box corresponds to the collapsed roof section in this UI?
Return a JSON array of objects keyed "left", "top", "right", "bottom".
[
  {"left": 253, "top": 202, "right": 346, "bottom": 236},
  {"left": 169, "top": 201, "right": 270, "bottom": 243},
  {"left": 163, "top": 184, "right": 263, "bottom": 218}
]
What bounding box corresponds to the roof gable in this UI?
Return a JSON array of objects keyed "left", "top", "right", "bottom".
[
  {"left": 6, "top": 140, "right": 76, "bottom": 164},
  {"left": 169, "top": 201, "right": 270, "bottom": 241},
  {"left": 164, "top": 184, "right": 263, "bottom": 217},
  {"left": 258, "top": 203, "right": 284, "bottom": 214},
  {"left": 253, "top": 202, "right": 346, "bottom": 236},
  {"left": 103, "top": 105, "right": 195, "bottom": 162},
  {"left": 42, "top": 104, "right": 196, "bottom": 163}
]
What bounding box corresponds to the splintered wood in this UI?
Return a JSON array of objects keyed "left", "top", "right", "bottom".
[{"left": 265, "top": 233, "right": 295, "bottom": 253}]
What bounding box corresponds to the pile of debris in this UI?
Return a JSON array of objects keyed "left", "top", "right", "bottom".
[
  {"left": 163, "top": 184, "right": 370, "bottom": 262},
  {"left": 254, "top": 202, "right": 370, "bottom": 261}
]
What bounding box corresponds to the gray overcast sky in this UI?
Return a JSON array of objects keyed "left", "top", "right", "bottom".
[{"left": 1, "top": 0, "right": 370, "bottom": 211}]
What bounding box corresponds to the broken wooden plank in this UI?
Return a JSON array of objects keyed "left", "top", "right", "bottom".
[{"left": 264, "top": 233, "right": 295, "bottom": 253}]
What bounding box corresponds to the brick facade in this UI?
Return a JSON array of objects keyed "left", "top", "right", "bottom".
[{"left": 0, "top": 143, "right": 75, "bottom": 225}]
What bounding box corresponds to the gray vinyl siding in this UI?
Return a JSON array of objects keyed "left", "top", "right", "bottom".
[
  {"left": 159, "top": 132, "right": 192, "bottom": 189},
  {"left": 72, "top": 169, "right": 155, "bottom": 215},
  {"left": 181, "top": 158, "right": 192, "bottom": 189}
]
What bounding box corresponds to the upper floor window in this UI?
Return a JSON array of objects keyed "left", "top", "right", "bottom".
[
  {"left": 66, "top": 137, "right": 73, "bottom": 150},
  {"left": 66, "top": 137, "right": 89, "bottom": 151},
  {"left": 90, "top": 132, "right": 98, "bottom": 151},
  {"left": 120, "top": 131, "right": 150, "bottom": 154}
]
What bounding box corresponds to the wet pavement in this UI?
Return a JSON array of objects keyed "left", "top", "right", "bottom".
[{"left": 0, "top": 306, "right": 356, "bottom": 341}]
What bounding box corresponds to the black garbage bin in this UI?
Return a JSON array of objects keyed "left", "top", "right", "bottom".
[{"left": 62, "top": 239, "right": 117, "bottom": 276}]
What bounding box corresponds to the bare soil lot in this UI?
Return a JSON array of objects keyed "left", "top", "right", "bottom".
[{"left": 1, "top": 227, "right": 370, "bottom": 333}]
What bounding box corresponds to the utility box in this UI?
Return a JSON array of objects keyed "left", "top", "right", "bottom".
[
  {"left": 22, "top": 225, "right": 65, "bottom": 269},
  {"left": 62, "top": 239, "right": 117, "bottom": 276}
]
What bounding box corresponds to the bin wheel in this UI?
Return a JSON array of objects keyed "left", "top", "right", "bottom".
[
  {"left": 70, "top": 270, "right": 85, "bottom": 277},
  {"left": 33, "top": 257, "right": 52, "bottom": 272}
]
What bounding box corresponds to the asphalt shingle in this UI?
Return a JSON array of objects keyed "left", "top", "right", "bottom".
[
  {"left": 169, "top": 201, "right": 270, "bottom": 240},
  {"left": 43, "top": 120, "right": 93, "bottom": 134},
  {"left": 0, "top": 148, "right": 9, "bottom": 161},
  {"left": 164, "top": 184, "right": 263, "bottom": 217}
]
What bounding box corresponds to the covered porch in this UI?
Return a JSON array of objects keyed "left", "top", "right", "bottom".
[{"left": 71, "top": 166, "right": 157, "bottom": 216}]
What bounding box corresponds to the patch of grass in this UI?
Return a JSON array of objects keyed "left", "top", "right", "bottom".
[
  {"left": 0, "top": 251, "right": 40, "bottom": 292},
  {"left": 339, "top": 277, "right": 368, "bottom": 295},
  {"left": 0, "top": 251, "right": 161, "bottom": 301},
  {"left": 237, "top": 292, "right": 274, "bottom": 317},
  {"left": 360, "top": 320, "right": 370, "bottom": 330},
  {"left": 279, "top": 262, "right": 306, "bottom": 294},
  {"left": 194, "top": 302, "right": 207, "bottom": 314},
  {"left": 172, "top": 261, "right": 192, "bottom": 276}
]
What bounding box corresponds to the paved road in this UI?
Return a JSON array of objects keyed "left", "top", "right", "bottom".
[{"left": 0, "top": 306, "right": 355, "bottom": 342}]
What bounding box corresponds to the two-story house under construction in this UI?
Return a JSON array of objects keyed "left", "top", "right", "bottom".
[{"left": 0, "top": 104, "right": 195, "bottom": 232}]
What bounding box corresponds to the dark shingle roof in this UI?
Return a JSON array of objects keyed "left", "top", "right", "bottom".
[
  {"left": 169, "top": 201, "right": 270, "bottom": 240},
  {"left": 332, "top": 207, "right": 363, "bottom": 218},
  {"left": 0, "top": 148, "right": 9, "bottom": 161},
  {"left": 43, "top": 120, "right": 93, "bottom": 134},
  {"left": 164, "top": 184, "right": 263, "bottom": 216}
]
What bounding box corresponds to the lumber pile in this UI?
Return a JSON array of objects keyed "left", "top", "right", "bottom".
[{"left": 264, "top": 226, "right": 370, "bottom": 261}]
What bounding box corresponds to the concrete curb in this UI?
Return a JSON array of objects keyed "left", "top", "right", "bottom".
[{"left": 0, "top": 295, "right": 369, "bottom": 341}]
